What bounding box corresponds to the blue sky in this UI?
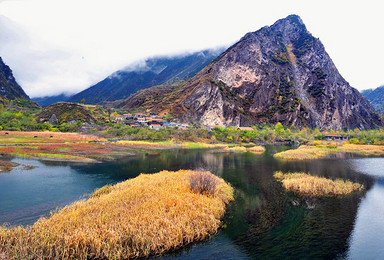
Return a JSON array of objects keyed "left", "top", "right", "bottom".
[{"left": 0, "top": 0, "right": 383, "bottom": 97}]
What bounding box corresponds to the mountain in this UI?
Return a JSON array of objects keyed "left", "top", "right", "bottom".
[
  {"left": 0, "top": 57, "right": 29, "bottom": 100},
  {"left": 0, "top": 57, "right": 40, "bottom": 110},
  {"left": 117, "top": 15, "right": 381, "bottom": 130},
  {"left": 32, "top": 94, "right": 70, "bottom": 107},
  {"left": 361, "top": 86, "right": 384, "bottom": 114},
  {"left": 68, "top": 49, "right": 223, "bottom": 104}
]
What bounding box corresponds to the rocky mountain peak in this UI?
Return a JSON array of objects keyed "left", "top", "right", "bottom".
[
  {"left": 0, "top": 56, "right": 29, "bottom": 100},
  {"left": 118, "top": 15, "right": 382, "bottom": 130}
]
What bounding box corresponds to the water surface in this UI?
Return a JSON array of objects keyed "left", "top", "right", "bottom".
[{"left": 0, "top": 148, "right": 382, "bottom": 259}]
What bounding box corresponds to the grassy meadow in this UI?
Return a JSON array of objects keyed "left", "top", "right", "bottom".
[
  {"left": 274, "top": 171, "right": 364, "bottom": 197},
  {"left": 0, "top": 131, "right": 135, "bottom": 162},
  {"left": 0, "top": 170, "right": 234, "bottom": 259},
  {"left": 0, "top": 132, "right": 266, "bottom": 163}
]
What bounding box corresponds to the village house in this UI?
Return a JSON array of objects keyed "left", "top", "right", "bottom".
[
  {"left": 149, "top": 113, "right": 158, "bottom": 118},
  {"left": 148, "top": 118, "right": 164, "bottom": 126},
  {"left": 324, "top": 134, "right": 348, "bottom": 141},
  {"left": 123, "top": 114, "right": 134, "bottom": 120},
  {"left": 136, "top": 117, "right": 148, "bottom": 125},
  {"left": 179, "top": 123, "right": 189, "bottom": 130},
  {"left": 115, "top": 116, "right": 125, "bottom": 122},
  {"left": 149, "top": 124, "right": 162, "bottom": 130}
]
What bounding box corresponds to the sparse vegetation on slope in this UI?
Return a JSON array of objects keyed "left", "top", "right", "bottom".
[{"left": 0, "top": 170, "right": 233, "bottom": 259}]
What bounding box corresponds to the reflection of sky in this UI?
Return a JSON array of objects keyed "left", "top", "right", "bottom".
[
  {"left": 347, "top": 158, "right": 384, "bottom": 259},
  {"left": 0, "top": 158, "right": 115, "bottom": 226},
  {"left": 349, "top": 158, "right": 384, "bottom": 178}
]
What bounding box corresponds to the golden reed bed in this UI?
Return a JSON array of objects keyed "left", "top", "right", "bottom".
[
  {"left": 273, "top": 143, "right": 384, "bottom": 161},
  {"left": 274, "top": 171, "right": 363, "bottom": 197},
  {"left": 0, "top": 170, "right": 233, "bottom": 259}
]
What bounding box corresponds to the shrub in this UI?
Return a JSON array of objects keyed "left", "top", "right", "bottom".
[
  {"left": 189, "top": 171, "right": 218, "bottom": 196},
  {"left": 349, "top": 138, "right": 360, "bottom": 144}
]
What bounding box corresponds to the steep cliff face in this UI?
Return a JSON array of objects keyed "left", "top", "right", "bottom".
[
  {"left": 0, "top": 57, "right": 29, "bottom": 100},
  {"left": 121, "top": 15, "right": 381, "bottom": 130}
]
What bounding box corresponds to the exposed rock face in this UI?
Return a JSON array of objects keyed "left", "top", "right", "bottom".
[
  {"left": 0, "top": 57, "right": 29, "bottom": 100},
  {"left": 49, "top": 114, "right": 58, "bottom": 125},
  {"left": 121, "top": 15, "right": 381, "bottom": 130}
]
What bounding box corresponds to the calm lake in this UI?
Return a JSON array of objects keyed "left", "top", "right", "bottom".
[{"left": 0, "top": 147, "right": 383, "bottom": 259}]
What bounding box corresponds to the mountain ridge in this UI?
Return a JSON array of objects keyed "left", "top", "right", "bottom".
[
  {"left": 116, "top": 15, "right": 381, "bottom": 130},
  {"left": 361, "top": 86, "right": 384, "bottom": 114},
  {"left": 68, "top": 49, "right": 223, "bottom": 104}
]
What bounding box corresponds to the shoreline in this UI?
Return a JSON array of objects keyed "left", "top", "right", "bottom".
[
  {"left": 0, "top": 131, "right": 267, "bottom": 163},
  {"left": 0, "top": 170, "right": 234, "bottom": 259}
]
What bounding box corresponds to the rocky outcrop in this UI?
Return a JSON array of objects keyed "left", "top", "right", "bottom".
[
  {"left": 0, "top": 57, "right": 29, "bottom": 100},
  {"left": 121, "top": 15, "right": 381, "bottom": 130}
]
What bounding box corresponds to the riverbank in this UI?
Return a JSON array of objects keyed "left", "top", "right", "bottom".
[
  {"left": 0, "top": 170, "right": 234, "bottom": 259},
  {"left": 273, "top": 141, "right": 384, "bottom": 160},
  {"left": 0, "top": 132, "right": 266, "bottom": 162},
  {"left": 114, "top": 140, "right": 227, "bottom": 149}
]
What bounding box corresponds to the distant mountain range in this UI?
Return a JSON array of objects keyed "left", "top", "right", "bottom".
[
  {"left": 66, "top": 49, "right": 223, "bottom": 105},
  {"left": 116, "top": 15, "right": 381, "bottom": 130},
  {"left": 32, "top": 49, "right": 223, "bottom": 107},
  {"left": 361, "top": 86, "right": 384, "bottom": 114},
  {"left": 32, "top": 94, "right": 71, "bottom": 108}
]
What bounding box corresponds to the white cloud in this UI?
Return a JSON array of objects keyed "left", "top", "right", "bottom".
[{"left": 0, "top": 0, "right": 383, "bottom": 97}]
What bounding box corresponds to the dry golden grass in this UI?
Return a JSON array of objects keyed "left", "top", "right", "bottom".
[
  {"left": 273, "top": 145, "right": 333, "bottom": 160},
  {"left": 247, "top": 146, "right": 266, "bottom": 154},
  {"left": 0, "top": 170, "right": 233, "bottom": 259},
  {"left": 274, "top": 171, "right": 364, "bottom": 197},
  {"left": 274, "top": 143, "right": 384, "bottom": 161},
  {"left": 341, "top": 144, "right": 384, "bottom": 156},
  {"left": 223, "top": 146, "right": 247, "bottom": 153}
]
